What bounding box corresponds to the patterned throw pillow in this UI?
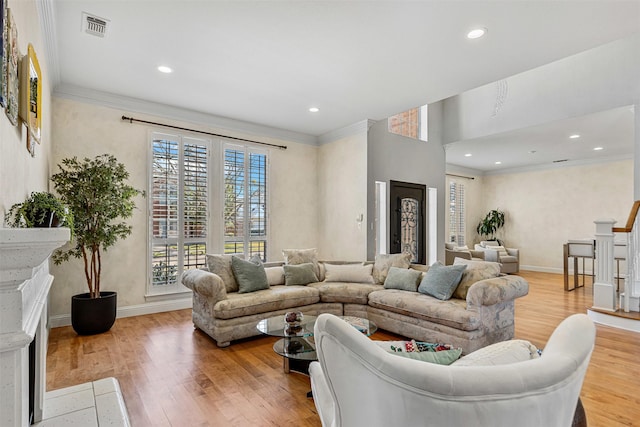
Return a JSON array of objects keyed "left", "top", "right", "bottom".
[
  {"left": 282, "top": 248, "right": 320, "bottom": 278},
  {"left": 206, "top": 254, "right": 242, "bottom": 293},
  {"left": 452, "top": 340, "right": 540, "bottom": 366},
  {"left": 375, "top": 340, "right": 462, "bottom": 365},
  {"left": 452, "top": 258, "right": 502, "bottom": 300},
  {"left": 372, "top": 253, "right": 412, "bottom": 285}
]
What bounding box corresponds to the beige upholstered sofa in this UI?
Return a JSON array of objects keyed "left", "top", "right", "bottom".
[{"left": 181, "top": 252, "right": 529, "bottom": 354}]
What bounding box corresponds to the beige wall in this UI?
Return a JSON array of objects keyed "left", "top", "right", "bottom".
[
  {"left": 317, "top": 132, "right": 368, "bottom": 260},
  {"left": 0, "top": 1, "right": 52, "bottom": 219},
  {"left": 476, "top": 160, "right": 633, "bottom": 272},
  {"left": 49, "top": 97, "right": 319, "bottom": 318}
]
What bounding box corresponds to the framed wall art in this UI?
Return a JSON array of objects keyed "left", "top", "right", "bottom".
[
  {"left": 0, "top": 0, "right": 7, "bottom": 108},
  {"left": 5, "top": 8, "right": 18, "bottom": 125},
  {"left": 20, "top": 43, "right": 42, "bottom": 143}
]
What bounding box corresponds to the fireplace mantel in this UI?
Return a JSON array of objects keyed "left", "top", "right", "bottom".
[{"left": 0, "top": 227, "right": 70, "bottom": 426}]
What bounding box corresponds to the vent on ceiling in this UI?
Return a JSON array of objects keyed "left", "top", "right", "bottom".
[
  {"left": 553, "top": 159, "right": 569, "bottom": 163},
  {"left": 82, "top": 12, "right": 109, "bottom": 38}
]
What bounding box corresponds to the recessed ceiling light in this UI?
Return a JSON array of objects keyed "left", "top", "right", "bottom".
[
  {"left": 309, "top": 107, "right": 319, "bottom": 113},
  {"left": 157, "top": 65, "right": 173, "bottom": 74},
  {"left": 464, "top": 153, "right": 472, "bottom": 157},
  {"left": 569, "top": 134, "right": 580, "bottom": 139},
  {"left": 495, "top": 161, "right": 502, "bottom": 165},
  {"left": 593, "top": 147, "right": 604, "bottom": 151},
  {"left": 467, "top": 27, "right": 487, "bottom": 39}
]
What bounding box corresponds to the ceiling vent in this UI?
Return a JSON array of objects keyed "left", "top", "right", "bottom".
[
  {"left": 82, "top": 12, "right": 109, "bottom": 38},
  {"left": 553, "top": 159, "right": 569, "bottom": 163}
]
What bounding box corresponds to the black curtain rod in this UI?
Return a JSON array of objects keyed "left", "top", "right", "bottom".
[
  {"left": 121, "top": 115, "right": 288, "bottom": 150},
  {"left": 446, "top": 173, "right": 475, "bottom": 180}
]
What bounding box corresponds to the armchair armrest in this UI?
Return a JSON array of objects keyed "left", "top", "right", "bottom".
[
  {"left": 181, "top": 269, "right": 227, "bottom": 303},
  {"left": 481, "top": 248, "right": 499, "bottom": 263},
  {"left": 466, "top": 275, "right": 529, "bottom": 307},
  {"left": 469, "top": 250, "right": 485, "bottom": 260},
  {"left": 506, "top": 248, "right": 519, "bottom": 259},
  {"left": 445, "top": 249, "right": 471, "bottom": 265}
]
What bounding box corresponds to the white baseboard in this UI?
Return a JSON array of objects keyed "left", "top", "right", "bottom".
[{"left": 48, "top": 297, "right": 193, "bottom": 328}]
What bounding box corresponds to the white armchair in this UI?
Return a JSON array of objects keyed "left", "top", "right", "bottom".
[
  {"left": 309, "top": 313, "right": 595, "bottom": 427},
  {"left": 474, "top": 240, "right": 520, "bottom": 273}
]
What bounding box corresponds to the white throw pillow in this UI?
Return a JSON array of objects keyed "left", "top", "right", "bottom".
[
  {"left": 265, "top": 266, "right": 285, "bottom": 286},
  {"left": 452, "top": 339, "right": 540, "bottom": 366},
  {"left": 324, "top": 263, "right": 374, "bottom": 284}
]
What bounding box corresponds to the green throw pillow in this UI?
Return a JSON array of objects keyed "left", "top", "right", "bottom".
[
  {"left": 231, "top": 255, "right": 269, "bottom": 293},
  {"left": 283, "top": 262, "right": 319, "bottom": 286},
  {"left": 383, "top": 266, "right": 422, "bottom": 292},
  {"left": 391, "top": 348, "right": 463, "bottom": 365},
  {"left": 418, "top": 262, "right": 466, "bottom": 300}
]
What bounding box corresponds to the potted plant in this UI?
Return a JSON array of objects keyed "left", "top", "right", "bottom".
[
  {"left": 476, "top": 209, "right": 505, "bottom": 242},
  {"left": 4, "top": 191, "right": 73, "bottom": 229},
  {"left": 51, "top": 154, "right": 143, "bottom": 335}
]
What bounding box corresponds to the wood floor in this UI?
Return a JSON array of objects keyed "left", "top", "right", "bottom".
[{"left": 46, "top": 271, "right": 640, "bottom": 426}]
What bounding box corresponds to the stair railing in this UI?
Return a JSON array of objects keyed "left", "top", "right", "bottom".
[{"left": 612, "top": 201, "right": 640, "bottom": 313}]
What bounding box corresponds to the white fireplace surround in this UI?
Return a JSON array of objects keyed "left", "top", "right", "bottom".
[{"left": 0, "top": 228, "right": 70, "bottom": 426}]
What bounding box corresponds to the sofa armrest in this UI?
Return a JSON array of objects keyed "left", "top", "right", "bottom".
[
  {"left": 181, "top": 269, "right": 227, "bottom": 303},
  {"left": 469, "top": 250, "right": 485, "bottom": 260},
  {"left": 466, "top": 275, "right": 529, "bottom": 307}
]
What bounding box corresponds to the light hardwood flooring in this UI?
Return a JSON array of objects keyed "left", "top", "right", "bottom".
[{"left": 46, "top": 271, "right": 640, "bottom": 426}]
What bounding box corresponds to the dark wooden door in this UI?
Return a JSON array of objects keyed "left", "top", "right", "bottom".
[{"left": 389, "top": 181, "right": 426, "bottom": 264}]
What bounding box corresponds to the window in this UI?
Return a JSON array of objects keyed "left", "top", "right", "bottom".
[
  {"left": 388, "top": 104, "right": 428, "bottom": 141},
  {"left": 224, "top": 144, "right": 268, "bottom": 260},
  {"left": 150, "top": 133, "right": 209, "bottom": 293},
  {"left": 448, "top": 181, "right": 465, "bottom": 246}
]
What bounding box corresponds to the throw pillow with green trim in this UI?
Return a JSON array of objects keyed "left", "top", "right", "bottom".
[{"left": 418, "top": 262, "right": 466, "bottom": 300}]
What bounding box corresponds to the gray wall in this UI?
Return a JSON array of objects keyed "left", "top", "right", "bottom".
[{"left": 366, "top": 102, "right": 446, "bottom": 263}]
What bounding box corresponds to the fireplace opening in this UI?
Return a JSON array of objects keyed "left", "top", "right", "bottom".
[{"left": 29, "top": 333, "right": 36, "bottom": 425}]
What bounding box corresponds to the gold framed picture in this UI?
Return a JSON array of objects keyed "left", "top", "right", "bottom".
[{"left": 20, "top": 43, "right": 42, "bottom": 143}]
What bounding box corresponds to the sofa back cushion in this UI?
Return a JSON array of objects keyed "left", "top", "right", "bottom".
[
  {"left": 206, "top": 254, "right": 242, "bottom": 293},
  {"left": 265, "top": 266, "right": 285, "bottom": 286},
  {"left": 452, "top": 258, "right": 502, "bottom": 300},
  {"left": 372, "top": 253, "right": 412, "bottom": 285},
  {"left": 324, "top": 263, "right": 374, "bottom": 284}
]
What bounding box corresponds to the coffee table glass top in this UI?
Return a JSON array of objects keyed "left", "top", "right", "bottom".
[{"left": 256, "top": 315, "right": 317, "bottom": 338}]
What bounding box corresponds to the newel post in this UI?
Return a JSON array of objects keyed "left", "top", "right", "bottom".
[{"left": 592, "top": 219, "right": 617, "bottom": 311}]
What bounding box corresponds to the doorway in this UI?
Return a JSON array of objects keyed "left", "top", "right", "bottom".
[{"left": 389, "top": 181, "right": 426, "bottom": 264}]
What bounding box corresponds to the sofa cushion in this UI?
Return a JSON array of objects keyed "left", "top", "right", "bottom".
[
  {"left": 418, "top": 262, "right": 466, "bottom": 300},
  {"left": 265, "top": 266, "right": 285, "bottom": 286},
  {"left": 308, "top": 282, "right": 383, "bottom": 304},
  {"left": 283, "top": 248, "right": 321, "bottom": 278},
  {"left": 383, "top": 267, "right": 422, "bottom": 292},
  {"left": 368, "top": 289, "right": 482, "bottom": 331},
  {"left": 324, "top": 263, "right": 374, "bottom": 284},
  {"left": 213, "top": 285, "right": 320, "bottom": 319},
  {"left": 372, "top": 253, "right": 412, "bottom": 285},
  {"left": 284, "top": 263, "right": 319, "bottom": 286},
  {"left": 206, "top": 254, "right": 242, "bottom": 293},
  {"left": 452, "top": 258, "right": 501, "bottom": 300},
  {"left": 232, "top": 256, "right": 269, "bottom": 294}
]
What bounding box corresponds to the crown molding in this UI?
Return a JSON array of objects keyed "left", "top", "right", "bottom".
[
  {"left": 53, "top": 83, "right": 319, "bottom": 146},
  {"left": 483, "top": 153, "right": 634, "bottom": 176},
  {"left": 36, "top": 0, "right": 60, "bottom": 89},
  {"left": 317, "top": 119, "right": 376, "bottom": 145}
]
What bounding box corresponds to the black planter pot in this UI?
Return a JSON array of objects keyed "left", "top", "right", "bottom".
[
  {"left": 33, "top": 210, "right": 62, "bottom": 228},
  {"left": 71, "top": 291, "right": 117, "bottom": 335}
]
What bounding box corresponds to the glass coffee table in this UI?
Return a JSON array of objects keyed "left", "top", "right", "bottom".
[{"left": 256, "top": 314, "right": 377, "bottom": 374}]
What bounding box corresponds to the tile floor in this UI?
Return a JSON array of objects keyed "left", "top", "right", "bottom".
[{"left": 34, "top": 378, "right": 130, "bottom": 427}]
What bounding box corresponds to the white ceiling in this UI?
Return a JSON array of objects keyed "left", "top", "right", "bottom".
[
  {"left": 446, "top": 105, "right": 636, "bottom": 174},
  {"left": 50, "top": 1, "right": 639, "bottom": 168}
]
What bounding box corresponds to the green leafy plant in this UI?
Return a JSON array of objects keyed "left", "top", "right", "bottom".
[
  {"left": 51, "top": 154, "right": 144, "bottom": 298},
  {"left": 4, "top": 191, "right": 73, "bottom": 229},
  {"left": 476, "top": 209, "right": 505, "bottom": 240}
]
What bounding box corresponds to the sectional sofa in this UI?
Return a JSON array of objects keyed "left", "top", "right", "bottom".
[{"left": 181, "top": 251, "right": 529, "bottom": 355}]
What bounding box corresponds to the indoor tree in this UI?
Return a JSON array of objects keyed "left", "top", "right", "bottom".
[{"left": 476, "top": 209, "right": 505, "bottom": 241}]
